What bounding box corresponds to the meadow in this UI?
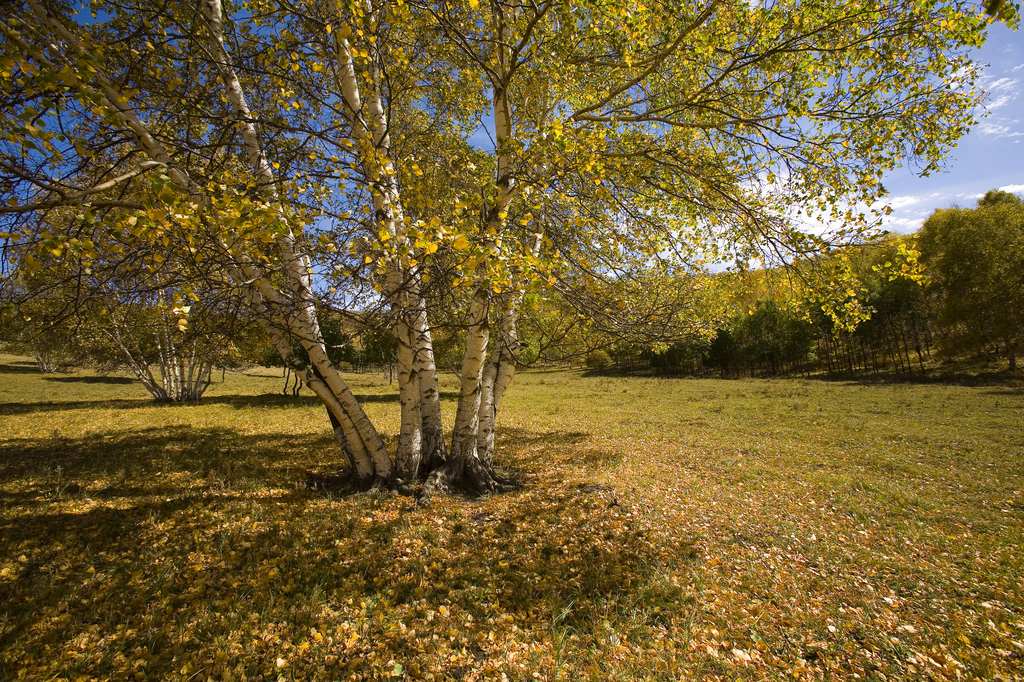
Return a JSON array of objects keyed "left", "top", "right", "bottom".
[{"left": 1, "top": 353, "right": 1022, "bottom": 681}]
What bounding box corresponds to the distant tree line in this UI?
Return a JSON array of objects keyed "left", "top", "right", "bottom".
[{"left": 589, "top": 190, "right": 1023, "bottom": 378}]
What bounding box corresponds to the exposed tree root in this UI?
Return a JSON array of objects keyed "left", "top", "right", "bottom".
[
  {"left": 306, "top": 457, "right": 519, "bottom": 506},
  {"left": 416, "top": 458, "right": 519, "bottom": 507}
]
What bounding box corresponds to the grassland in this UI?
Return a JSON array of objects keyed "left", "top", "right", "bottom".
[{"left": 1, "top": 353, "right": 1022, "bottom": 681}]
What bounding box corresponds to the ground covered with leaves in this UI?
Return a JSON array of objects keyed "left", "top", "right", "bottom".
[{"left": 1, "top": 355, "right": 1022, "bottom": 681}]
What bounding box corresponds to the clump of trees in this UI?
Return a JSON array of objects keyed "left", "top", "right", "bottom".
[
  {"left": 811, "top": 191, "right": 1023, "bottom": 376},
  {"left": 919, "top": 191, "right": 1024, "bottom": 370}
]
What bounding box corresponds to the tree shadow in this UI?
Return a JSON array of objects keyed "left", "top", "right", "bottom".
[
  {"left": 805, "top": 368, "right": 1023, "bottom": 388},
  {"left": 494, "top": 426, "right": 613, "bottom": 470},
  {"left": 0, "top": 420, "right": 696, "bottom": 681},
  {"left": 0, "top": 397, "right": 154, "bottom": 416},
  {"left": 0, "top": 425, "right": 344, "bottom": 498},
  {"left": 0, "top": 360, "right": 41, "bottom": 374},
  {"left": 0, "top": 390, "right": 468, "bottom": 416},
  {"left": 43, "top": 375, "right": 136, "bottom": 385},
  {"left": 0, "top": 423, "right": 595, "bottom": 508}
]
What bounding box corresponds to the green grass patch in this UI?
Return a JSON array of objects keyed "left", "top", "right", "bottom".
[{"left": 1, "top": 354, "right": 1023, "bottom": 681}]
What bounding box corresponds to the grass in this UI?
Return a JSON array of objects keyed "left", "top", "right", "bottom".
[{"left": 1, "top": 354, "right": 1023, "bottom": 681}]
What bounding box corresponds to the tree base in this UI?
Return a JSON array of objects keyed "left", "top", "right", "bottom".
[
  {"left": 307, "top": 458, "right": 519, "bottom": 506},
  {"left": 417, "top": 457, "right": 518, "bottom": 507}
]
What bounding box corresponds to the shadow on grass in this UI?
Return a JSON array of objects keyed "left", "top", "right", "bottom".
[
  {"left": 0, "top": 422, "right": 691, "bottom": 681},
  {"left": 0, "top": 423, "right": 594, "bottom": 507},
  {"left": 0, "top": 425, "right": 343, "bottom": 496},
  {"left": 805, "top": 368, "right": 1023, "bottom": 388},
  {"left": 0, "top": 361, "right": 41, "bottom": 374},
  {"left": 43, "top": 375, "right": 136, "bottom": 385},
  {"left": 0, "top": 397, "right": 163, "bottom": 415},
  {"left": 0, "top": 390, "right": 463, "bottom": 416},
  {"left": 493, "top": 426, "right": 601, "bottom": 470}
]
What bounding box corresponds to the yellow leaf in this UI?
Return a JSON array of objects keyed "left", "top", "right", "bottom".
[
  {"left": 469, "top": 0, "right": 479, "bottom": 7},
  {"left": 452, "top": 235, "right": 470, "bottom": 250}
]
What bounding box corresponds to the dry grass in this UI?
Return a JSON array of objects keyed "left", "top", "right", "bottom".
[{"left": 1, "top": 354, "right": 1023, "bottom": 681}]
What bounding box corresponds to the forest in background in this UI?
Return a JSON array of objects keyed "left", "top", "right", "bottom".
[{"left": 578, "top": 189, "right": 1024, "bottom": 379}]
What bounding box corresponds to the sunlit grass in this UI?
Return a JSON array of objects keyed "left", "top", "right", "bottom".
[{"left": 1, "top": 354, "right": 1022, "bottom": 681}]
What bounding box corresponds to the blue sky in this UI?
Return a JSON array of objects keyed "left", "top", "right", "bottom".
[{"left": 879, "top": 22, "right": 1023, "bottom": 233}]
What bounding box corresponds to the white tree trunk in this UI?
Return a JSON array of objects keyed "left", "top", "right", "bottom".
[
  {"left": 476, "top": 300, "right": 517, "bottom": 466},
  {"left": 421, "top": 0, "right": 524, "bottom": 499},
  {"left": 327, "top": 0, "right": 439, "bottom": 478},
  {"left": 476, "top": 233, "right": 541, "bottom": 465},
  {"left": 394, "top": 318, "right": 423, "bottom": 479},
  {"left": 450, "top": 288, "right": 491, "bottom": 463},
  {"left": 420, "top": 287, "right": 492, "bottom": 500},
  {"left": 412, "top": 294, "right": 447, "bottom": 472},
  {"left": 200, "top": 0, "right": 392, "bottom": 479}
]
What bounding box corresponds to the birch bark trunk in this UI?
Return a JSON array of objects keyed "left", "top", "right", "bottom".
[
  {"left": 327, "top": 0, "right": 441, "bottom": 479},
  {"left": 476, "top": 298, "right": 519, "bottom": 467},
  {"left": 419, "top": 0, "right": 523, "bottom": 500},
  {"left": 412, "top": 293, "right": 448, "bottom": 472},
  {"left": 477, "top": 233, "right": 541, "bottom": 466},
  {"left": 199, "top": 0, "right": 392, "bottom": 478},
  {"left": 421, "top": 287, "right": 498, "bottom": 501}
]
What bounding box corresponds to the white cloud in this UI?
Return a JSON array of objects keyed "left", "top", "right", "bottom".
[
  {"left": 987, "top": 77, "right": 1016, "bottom": 89},
  {"left": 985, "top": 77, "right": 1019, "bottom": 110},
  {"left": 989, "top": 94, "right": 1016, "bottom": 109},
  {"left": 885, "top": 195, "right": 923, "bottom": 209},
  {"left": 978, "top": 120, "right": 1019, "bottom": 136},
  {"left": 998, "top": 183, "right": 1024, "bottom": 193},
  {"left": 975, "top": 73, "right": 1022, "bottom": 138}
]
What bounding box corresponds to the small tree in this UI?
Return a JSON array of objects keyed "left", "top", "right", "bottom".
[{"left": 585, "top": 349, "right": 611, "bottom": 370}]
